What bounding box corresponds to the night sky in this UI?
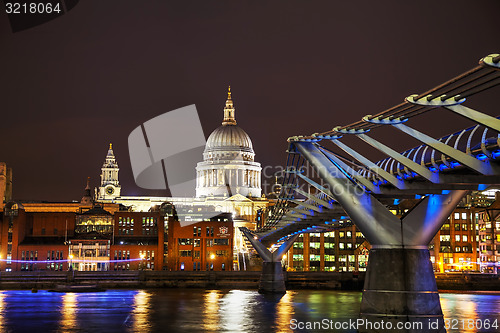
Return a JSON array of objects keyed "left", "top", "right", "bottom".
[{"left": 1, "top": 1, "right": 499, "bottom": 202}]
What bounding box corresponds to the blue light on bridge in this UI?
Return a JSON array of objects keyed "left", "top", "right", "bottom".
[
  {"left": 477, "top": 184, "right": 488, "bottom": 191},
  {"left": 492, "top": 150, "right": 500, "bottom": 159},
  {"left": 441, "top": 190, "right": 450, "bottom": 194},
  {"left": 450, "top": 161, "right": 460, "bottom": 168},
  {"left": 429, "top": 166, "right": 437, "bottom": 172},
  {"left": 476, "top": 153, "right": 488, "bottom": 161},
  {"left": 393, "top": 199, "right": 401, "bottom": 205},
  {"left": 439, "top": 164, "right": 448, "bottom": 171},
  {"left": 415, "top": 194, "right": 422, "bottom": 199}
]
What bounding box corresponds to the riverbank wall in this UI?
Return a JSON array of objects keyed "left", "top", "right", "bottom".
[{"left": 0, "top": 271, "right": 497, "bottom": 291}]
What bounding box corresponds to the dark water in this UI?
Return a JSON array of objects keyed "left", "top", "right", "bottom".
[{"left": 0, "top": 289, "right": 498, "bottom": 332}]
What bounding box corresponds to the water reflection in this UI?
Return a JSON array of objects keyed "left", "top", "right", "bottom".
[
  {"left": 0, "top": 291, "right": 5, "bottom": 331},
  {"left": 440, "top": 292, "right": 500, "bottom": 333},
  {"left": 0, "top": 289, "right": 496, "bottom": 332},
  {"left": 202, "top": 290, "right": 222, "bottom": 332},
  {"left": 59, "top": 292, "right": 77, "bottom": 332},
  {"left": 274, "top": 291, "right": 294, "bottom": 332},
  {"left": 131, "top": 290, "right": 152, "bottom": 333}
]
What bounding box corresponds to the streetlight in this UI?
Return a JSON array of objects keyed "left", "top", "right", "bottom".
[
  {"left": 210, "top": 253, "right": 215, "bottom": 271},
  {"left": 68, "top": 254, "right": 73, "bottom": 271},
  {"left": 140, "top": 252, "right": 146, "bottom": 270}
]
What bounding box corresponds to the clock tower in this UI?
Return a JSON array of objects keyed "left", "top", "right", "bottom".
[{"left": 98, "top": 143, "right": 121, "bottom": 200}]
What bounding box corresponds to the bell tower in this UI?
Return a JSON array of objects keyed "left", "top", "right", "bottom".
[{"left": 98, "top": 143, "right": 121, "bottom": 200}]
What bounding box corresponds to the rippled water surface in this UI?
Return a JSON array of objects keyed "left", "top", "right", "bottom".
[{"left": 0, "top": 289, "right": 497, "bottom": 332}]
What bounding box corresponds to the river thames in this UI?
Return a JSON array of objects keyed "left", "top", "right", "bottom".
[{"left": 0, "top": 289, "right": 497, "bottom": 332}]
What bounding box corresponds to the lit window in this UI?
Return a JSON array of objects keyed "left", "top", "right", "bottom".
[
  {"left": 440, "top": 235, "right": 450, "bottom": 242},
  {"left": 462, "top": 235, "right": 467, "bottom": 242},
  {"left": 310, "top": 242, "right": 320, "bottom": 249},
  {"left": 293, "top": 242, "right": 304, "bottom": 249},
  {"left": 454, "top": 213, "right": 460, "bottom": 220},
  {"left": 455, "top": 235, "right": 460, "bottom": 242},
  {"left": 461, "top": 213, "right": 467, "bottom": 220},
  {"left": 339, "top": 243, "right": 344, "bottom": 249}
]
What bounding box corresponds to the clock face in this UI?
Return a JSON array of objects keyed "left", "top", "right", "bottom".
[{"left": 106, "top": 186, "right": 115, "bottom": 195}]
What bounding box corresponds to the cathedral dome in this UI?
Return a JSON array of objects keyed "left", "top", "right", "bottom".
[
  {"left": 205, "top": 125, "right": 254, "bottom": 153},
  {"left": 202, "top": 86, "right": 256, "bottom": 161},
  {"left": 196, "top": 86, "right": 262, "bottom": 198}
]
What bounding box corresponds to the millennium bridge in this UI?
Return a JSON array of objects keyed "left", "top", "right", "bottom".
[{"left": 241, "top": 53, "right": 500, "bottom": 332}]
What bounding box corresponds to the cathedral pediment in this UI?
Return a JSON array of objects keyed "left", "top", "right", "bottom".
[{"left": 225, "top": 194, "right": 252, "bottom": 202}]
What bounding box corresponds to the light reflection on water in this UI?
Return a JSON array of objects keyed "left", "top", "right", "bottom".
[
  {"left": 60, "top": 292, "right": 77, "bottom": 332},
  {"left": 0, "top": 289, "right": 496, "bottom": 332},
  {"left": 440, "top": 292, "right": 500, "bottom": 333}
]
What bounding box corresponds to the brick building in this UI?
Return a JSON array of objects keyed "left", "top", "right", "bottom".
[
  {"left": 0, "top": 196, "right": 234, "bottom": 272},
  {"left": 167, "top": 213, "right": 234, "bottom": 271}
]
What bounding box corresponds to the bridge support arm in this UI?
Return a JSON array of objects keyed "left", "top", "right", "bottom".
[
  {"left": 295, "top": 142, "right": 402, "bottom": 247},
  {"left": 239, "top": 228, "right": 272, "bottom": 262},
  {"left": 240, "top": 228, "right": 298, "bottom": 294},
  {"left": 273, "top": 234, "right": 299, "bottom": 261},
  {"left": 402, "top": 190, "right": 468, "bottom": 246}
]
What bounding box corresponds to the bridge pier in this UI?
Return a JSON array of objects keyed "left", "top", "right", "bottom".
[
  {"left": 240, "top": 228, "right": 297, "bottom": 294},
  {"left": 360, "top": 248, "right": 444, "bottom": 333},
  {"left": 260, "top": 262, "right": 287, "bottom": 293}
]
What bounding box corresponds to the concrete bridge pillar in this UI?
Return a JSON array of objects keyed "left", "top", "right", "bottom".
[
  {"left": 240, "top": 227, "right": 297, "bottom": 294},
  {"left": 360, "top": 248, "right": 444, "bottom": 333}
]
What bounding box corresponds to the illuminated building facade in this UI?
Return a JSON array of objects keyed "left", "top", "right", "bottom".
[
  {"left": 195, "top": 87, "right": 262, "bottom": 198},
  {"left": 284, "top": 227, "right": 370, "bottom": 272},
  {"left": 429, "top": 207, "right": 480, "bottom": 272},
  {"left": 97, "top": 144, "right": 121, "bottom": 200},
  {"left": 476, "top": 198, "right": 500, "bottom": 273},
  {"left": 0, "top": 162, "right": 12, "bottom": 211},
  {"left": 0, "top": 189, "right": 234, "bottom": 271},
  {"left": 167, "top": 213, "right": 234, "bottom": 271},
  {"left": 93, "top": 88, "right": 270, "bottom": 263}
]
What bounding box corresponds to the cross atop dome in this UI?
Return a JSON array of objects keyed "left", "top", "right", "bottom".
[
  {"left": 107, "top": 143, "right": 115, "bottom": 157},
  {"left": 222, "top": 85, "right": 237, "bottom": 126}
]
